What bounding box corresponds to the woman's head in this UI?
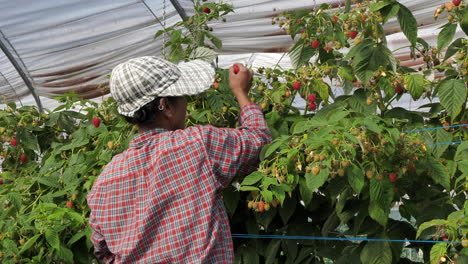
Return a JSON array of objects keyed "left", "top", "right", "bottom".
[
  {"left": 109, "top": 56, "right": 214, "bottom": 130},
  {"left": 123, "top": 96, "right": 187, "bottom": 131}
]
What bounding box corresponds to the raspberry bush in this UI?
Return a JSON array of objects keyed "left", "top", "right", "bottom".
[{"left": 0, "top": 0, "right": 467, "bottom": 263}]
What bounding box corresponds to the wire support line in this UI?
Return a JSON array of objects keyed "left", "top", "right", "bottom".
[
  {"left": 400, "top": 124, "right": 466, "bottom": 133},
  {"left": 231, "top": 234, "right": 467, "bottom": 244},
  {"left": 428, "top": 141, "right": 465, "bottom": 146}
]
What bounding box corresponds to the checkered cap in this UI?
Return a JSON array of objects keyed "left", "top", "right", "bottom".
[{"left": 110, "top": 56, "right": 215, "bottom": 117}]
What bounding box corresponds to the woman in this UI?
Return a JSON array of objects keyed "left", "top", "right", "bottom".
[{"left": 87, "top": 56, "right": 271, "bottom": 263}]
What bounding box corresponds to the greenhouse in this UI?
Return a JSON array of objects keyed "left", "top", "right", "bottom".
[{"left": 0, "top": 0, "right": 467, "bottom": 263}]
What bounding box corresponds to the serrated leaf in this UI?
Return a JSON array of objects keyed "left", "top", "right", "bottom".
[
  {"left": 305, "top": 169, "right": 329, "bottom": 191},
  {"left": 455, "top": 141, "right": 468, "bottom": 161},
  {"left": 189, "top": 47, "right": 218, "bottom": 62},
  {"left": 352, "top": 40, "right": 393, "bottom": 86},
  {"left": 312, "top": 79, "right": 329, "bottom": 102},
  {"left": 17, "top": 128, "right": 39, "bottom": 151},
  {"left": 437, "top": 23, "right": 458, "bottom": 53},
  {"left": 265, "top": 240, "right": 281, "bottom": 264},
  {"left": 57, "top": 245, "right": 74, "bottom": 263},
  {"left": 431, "top": 129, "right": 452, "bottom": 158},
  {"left": 288, "top": 39, "right": 315, "bottom": 68},
  {"left": 417, "top": 38, "right": 430, "bottom": 50},
  {"left": 45, "top": 229, "right": 60, "bottom": 249},
  {"left": 345, "top": 0, "right": 351, "bottom": 12},
  {"left": 430, "top": 243, "right": 447, "bottom": 264},
  {"left": 438, "top": 79, "right": 467, "bottom": 119},
  {"left": 370, "top": 1, "right": 392, "bottom": 12},
  {"left": 67, "top": 231, "right": 86, "bottom": 246},
  {"left": 338, "top": 66, "right": 355, "bottom": 81},
  {"left": 239, "top": 186, "right": 260, "bottom": 191},
  {"left": 427, "top": 161, "right": 450, "bottom": 190},
  {"left": 360, "top": 240, "right": 392, "bottom": 264},
  {"left": 381, "top": 3, "right": 400, "bottom": 24},
  {"left": 369, "top": 202, "right": 389, "bottom": 226},
  {"left": 261, "top": 190, "right": 273, "bottom": 203},
  {"left": 279, "top": 196, "right": 296, "bottom": 225},
  {"left": 460, "top": 7, "right": 468, "bottom": 36},
  {"left": 379, "top": 77, "right": 394, "bottom": 97},
  {"left": 263, "top": 137, "right": 288, "bottom": 159},
  {"left": 205, "top": 32, "right": 222, "bottom": 49},
  {"left": 397, "top": 3, "right": 418, "bottom": 46},
  {"left": 241, "top": 171, "right": 264, "bottom": 185},
  {"left": 7, "top": 192, "right": 22, "bottom": 210},
  {"left": 239, "top": 246, "right": 259, "bottom": 264},
  {"left": 222, "top": 189, "right": 240, "bottom": 217},
  {"left": 299, "top": 177, "right": 313, "bottom": 207},
  {"left": 404, "top": 74, "right": 425, "bottom": 100},
  {"left": 346, "top": 164, "right": 364, "bottom": 194},
  {"left": 444, "top": 38, "right": 464, "bottom": 61},
  {"left": 19, "top": 234, "right": 41, "bottom": 253}
]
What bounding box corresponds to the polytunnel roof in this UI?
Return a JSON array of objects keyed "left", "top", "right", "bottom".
[{"left": 0, "top": 0, "right": 464, "bottom": 110}]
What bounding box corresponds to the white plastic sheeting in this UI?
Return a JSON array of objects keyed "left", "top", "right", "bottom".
[{"left": 0, "top": 0, "right": 464, "bottom": 110}]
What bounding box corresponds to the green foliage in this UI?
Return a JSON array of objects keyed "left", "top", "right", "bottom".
[{"left": 0, "top": 1, "right": 467, "bottom": 263}]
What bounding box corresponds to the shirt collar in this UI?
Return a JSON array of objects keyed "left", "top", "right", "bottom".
[{"left": 129, "top": 127, "right": 168, "bottom": 149}]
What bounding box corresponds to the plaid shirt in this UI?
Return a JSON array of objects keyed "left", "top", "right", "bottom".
[{"left": 87, "top": 104, "right": 271, "bottom": 264}]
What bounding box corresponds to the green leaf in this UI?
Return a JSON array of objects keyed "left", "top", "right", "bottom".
[
  {"left": 7, "top": 192, "right": 22, "bottom": 211},
  {"left": 263, "top": 136, "right": 288, "bottom": 159},
  {"left": 338, "top": 66, "right": 355, "bottom": 82},
  {"left": 17, "top": 128, "right": 39, "bottom": 151},
  {"left": 437, "top": 23, "right": 458, "bottom": 53},
  {"left": 379, "top": 77, "right": 394, "bottom": 97},
  {"left": 381, "top": 3, "right": 400, "bottom": 24},
  {"left": 265, "top": 240, "right": 281, "bottom": 264},
  {"left": 45, "top": 229, "right": 60, "bottom": 249},
  {"left": 67, "top": 231, "right": 86, "bottom": 246},
  {"left": 3, "top": 239, "right": 19, "bottom": 255},
  {"left": 205, "top": 32, "right": 222, "bottom": 49},
  {"left": 299, "top": 177, "right": 313, "bottom": 207},
  {"left": 370, "top": 1, "right": 392, "bottom": 12},
  {"left": 57, "top": 245, "right": 74, "bottom": 263},
  {"left": 288, "top": 39, "right": 315, "bottom": 68},
  {"left": 222, "top": 189, "right": 240, "bottom": 217},
  {"left": 261, "top": 190, "right": 274, "bottom": 204},
  {"left": 431, "top": 129, "right": 452, "bottom": 158},
  {"left": 239, "top": 246, "right": 259, "bottom": 264},
  {"left": 397, "top": 3, "right": 418, "bottom": 46},
  {"left": 305, "top": 169, "right": 329, "bottom": 191},
  {"left": 239, "top": 186, "right": 260, "bottom": 191},
  {"left": 279, "top": 196, "right": 296, "bottom": 225},
  {"left": 430, "top": 243, "right": 447, "bottom": 264},
  {"left": 444, "top": 38, "right": 464, "bottom": 61},
  {"left": 352, "top": 40, "right": 393, "bottom": 86},
  {"left": 170, "top": 29, "right": 182, "bottom": 42},
  {"left": 404, "top": 74, "right": 425, "bottom": 100},
  {"left": 189, "top": 47, "right": 218, "bottom": 62},
  {"left": 360, "top": 240, "right": 392, "bottom": 264},
  {"left": 455, "top": 141, "right": 468, "bottom": 161},
  {"left": 460, "top": 7, "right": 468, "bottom": 36},
  {"left": 241, "top": 171, "right": 264, "bottom": 185},
  {"left": 345, "top": 0, "right": 351, "bottom": 12},
  {"left": 369, "top": 178, "right": 384, "bottom": 203},
  {"left": 369, "top": 202, "right": 388, "bottom": 226},
  {"left": 417, "top": 38, "right": 430, "bottom": 50},
  {"left": 19, "top": 234, "right": 41, "bottom": 253},
  {"left": 427, "top": 161, "right": 450, "bottom": 190},
  {"left": 346, "top": 164, "right": 364, "bottom": 194},
  {"left": 438, "top": 79, "right": 467, "bottom": 119},
  {"left": 312, "top": 79, "right": 329, "bottom": 102}
]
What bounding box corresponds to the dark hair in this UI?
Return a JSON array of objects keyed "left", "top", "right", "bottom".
[{"left": 122, "top": 97, "right": 177, "bottom": 125}]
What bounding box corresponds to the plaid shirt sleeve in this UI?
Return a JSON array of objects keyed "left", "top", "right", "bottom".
[
  {"left": 191, "top": 103, "right": 271, "bottom": 188},
  {"left": 89, "top": 214, "right": 115, "bottom": 263}
]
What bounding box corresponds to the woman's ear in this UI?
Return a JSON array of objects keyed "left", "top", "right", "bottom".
[{"left": 158, "top": 97, "right": 173, "bottom": 118}]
